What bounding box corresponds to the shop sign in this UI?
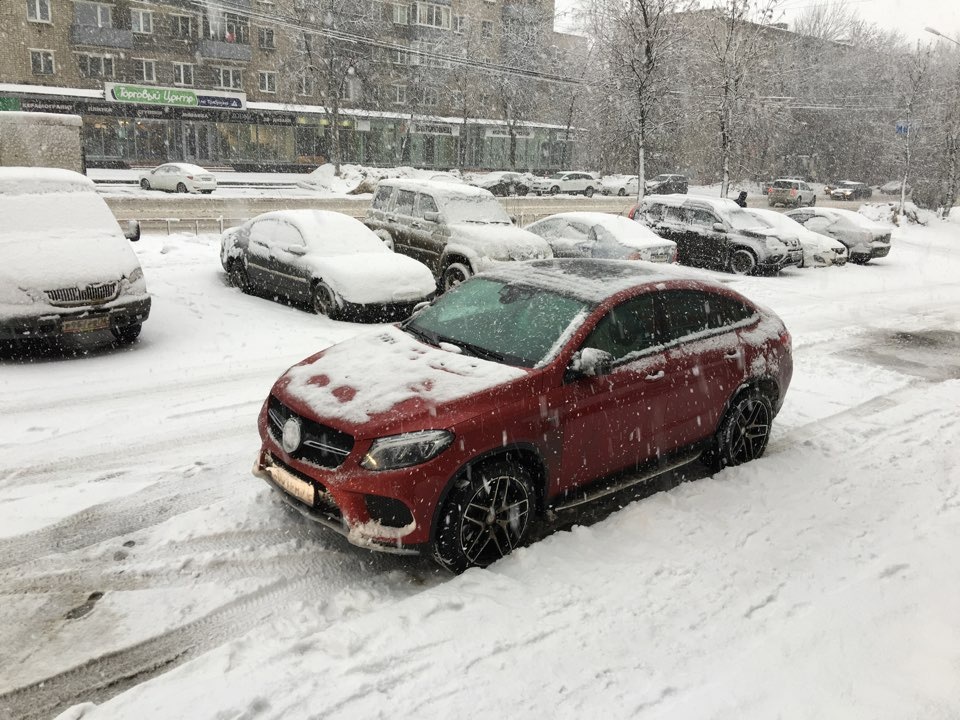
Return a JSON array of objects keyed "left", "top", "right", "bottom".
[
  {"left": 412, "top": 123, "right": 457, "bottom": 136},
  {"left": 258, "top": 113, "right": 295, "bottom": 126},
  {"left": 82, "top": 102, "right": 119, "bottom": 116},
  {"left": 485, "top": 127, "right": 534, "bottom": 139},
  {"left": 0, "top": 97, "right": 22, "bottom": 111},
  {"left": 19, "top": 98, "right": 77, "bottom": 114},
  {"left": 105, "top": 83, "right": 246, "bottom": 110}
]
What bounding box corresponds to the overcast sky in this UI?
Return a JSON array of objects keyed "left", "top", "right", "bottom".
[{"left": 555, "top": 0, "right": 960, "bottom": 43}]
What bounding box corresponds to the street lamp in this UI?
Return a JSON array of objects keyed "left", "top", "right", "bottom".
[{"left": 924, "top": 27, "right": 960, "bottom": 47}]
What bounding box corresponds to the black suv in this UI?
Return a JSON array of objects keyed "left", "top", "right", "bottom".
[
  {"left": 645, "top": 174, "right": 688, "bottom": 195},
  {"left": 629, "top": 195, "right": 803, "bottom": 275}
]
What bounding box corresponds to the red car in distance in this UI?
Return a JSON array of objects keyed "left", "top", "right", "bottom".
[{"left": 253, "top": 259, "right": 793, "bottom": 572}]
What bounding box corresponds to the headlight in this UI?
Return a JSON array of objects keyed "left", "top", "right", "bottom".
[
  {"left": 765, "top": 237, "right": 786, "bottom": 251},
  {"left": 128, "top": 267, "right": 144, "bottom": 284},
  {"left": 361, "top": 430, "right": 454, "bottom": 471}
]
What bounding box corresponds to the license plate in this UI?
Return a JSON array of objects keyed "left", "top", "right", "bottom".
[
  {"left": 62, "top": 315, "right": 111, "bottom": 334},
  {"left": 268, "top": 464, "right": 316, "bottom": 506}
]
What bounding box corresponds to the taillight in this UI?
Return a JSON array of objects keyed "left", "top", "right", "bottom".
[
  {"left": 670, "top": 246, "right": 678, "bottom": 263},
  {"left": 790, "top": 188, "right": 796, "bottom": 196},
  {"left": 187, "top": 175, "right": 194, "bottom": 180},
  {"left": 779, "top": 328, "right": 792, "bottom": 351},
  {"left": 767, "top": 187, "right": 773, "bottom": 194},
  {"left": 627, "top": 251, "right": 643, "bottom": 260}
]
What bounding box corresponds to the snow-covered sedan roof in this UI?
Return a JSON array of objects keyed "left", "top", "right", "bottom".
[
  {"left": 641, "top": 193, "right": 740, "bottom": 213},
  {"left": 375, "top": 178, "right": 492, "bottom": 198},
  {"left": 480, "top": 258, "right": 725, "bottom": 305},
  {"left": 0, "top": 166, "right": 95, "bottom": 195},
  {"left": 244, "top": 210, "right": 387, "bottom": 255},
  {"left": 533, "top": 212, "right": 673, "bottom": 249},
  {"left": 798, "top": 207, "right": 887, "bottom": 230},
  {"left": 163, "top": 163, "right": 210, "bottom": 174}
]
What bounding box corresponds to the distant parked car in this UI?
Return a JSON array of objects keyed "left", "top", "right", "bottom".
[
  {"left": 645, "top": 174, "right": 688, "bottom": 195},
  {"left": 744, "top": 208, "right": 847, "bottom": 268},
  {"left": 364, "top": 179, "right": 552, "bottom": 292},
  {"left": 600, "top": 175, "right": 639, "bottom": 196},
  {"left": 767, "top": 178, "right": 817, "bottom": 208},
  {"left": 629, "top": 194, "right": 802, "bottom": 275},
  {"left": 253, "top": 258, "right": 794, "bottom": 570},
  {"left": 524, "top": 212, "right": 676, "bottom": 263},
  {"left": 785, "top": 207, "right": 891, "bottom": 264},
  {"left": 139, "top": 163, "right": 217, "bottom": 194},
  {"left": 879, "top": 180, "right": 911, "bottom": 196},
  {"left": 220, "top": 210, "right": 436, "bottom": 321},
  {"left": 470, "top": 171, "right": 529, "bottom": 196},
  {"left": 529, "top": 172, "right": 598, "bottom": 197},
  {"left": 830, "top": 181, "right": 872, "bottom": 201},
  {"left": 0, "top": 168, "right": 149, "bottom": 345}
]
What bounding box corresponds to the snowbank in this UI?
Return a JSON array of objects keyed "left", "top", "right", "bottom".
[
  {"left": 297, "top": 164, "right": 464, "bottom": 195},
  {"left": 858, "top": 201, "right": 934, "bottom": 226}
]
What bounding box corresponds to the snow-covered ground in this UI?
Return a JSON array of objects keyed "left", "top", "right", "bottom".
[{"left": 1, "top": 215, "right": 959, "bottom": 719}]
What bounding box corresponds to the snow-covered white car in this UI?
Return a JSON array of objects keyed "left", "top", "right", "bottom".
[
  {"left": 220, "top": 210, "right": 436, "bottom": 321},
  {"left": 744, "top": 208, "right": 847, "bottom": 268},
  {"left": 879, "top": 180, "right": 910, "bottom": 196},
  {"left": 0, "top": 167, "right": 150, "bottom": 345},
  {"left": 829, "top": 181, "right": 872, "bottom": 201},
  {"left": 364, "top": 179, "right": 553, "bottom": 292},
  {"left": 785, "top": 207, "right": 891, "bottom": 264},
  {"left": 139, "top": 163, "right": 217, "bottom": 194},
  {"left": 525, "top": 212, "right": 676, "bottom": 263},
  {"left": 529, "top": 172, "right": 598, "bottom": 197},
  {"left": 600, "top": 175, "right": 639, "bottom": 196}
]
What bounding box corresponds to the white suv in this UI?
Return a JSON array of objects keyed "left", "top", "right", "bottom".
[{"left": 529, "top": 172, "right": 598, "bottom": 197}]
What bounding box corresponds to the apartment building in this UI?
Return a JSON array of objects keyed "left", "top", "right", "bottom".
[{"left": 0, "top": 0, "right": 584, "bottom": 170}]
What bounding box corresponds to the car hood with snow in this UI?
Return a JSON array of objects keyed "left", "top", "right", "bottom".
[
  {"left": 273, "top": 324, "right": 531, "bottom": 437},
  {"left": 446, "top": 222, "right": 552, "bottom": 264}
]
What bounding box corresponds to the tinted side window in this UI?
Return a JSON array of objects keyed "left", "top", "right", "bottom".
[
  {"left": 416, "top": 193, "right": 438, "bottom": 217},
  {"left": 584, "top": 294, "right": 659, "bottom": 362},
  {"left": 690, "top": 209, "right": 717, "bottom": 228},
  {"left": 395, "top": 190, "right": 416, "bottom": 216},
  {"left": 664, "top": 206, "right": 685, "bottom": 223},
  {"left": 372, "top": 185, "right": 393, "bottom": 210},
  {"left": 705, "top": 294, "right": 754, "bottom": 329},
  {"left": 658, "top": 290, "right": 711, "bottom": 343}
]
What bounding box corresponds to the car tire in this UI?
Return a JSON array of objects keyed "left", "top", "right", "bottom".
[
  {"left": 809, "top": 195, "right": 816, "bottom": 206},
  {"left": 516, "top": 186, "right": 529, "bottom": 196},
  {"left": 441, "top": 262, "right": 471, "bottom": 293},
  {"left": 176, "top": 182, "right": 188, "bottom": 193},
  {"left": 228, "top": 261, "right": 250, "bottom": 292},
  {"left": 618, "top": 188, "right": 626, "bottom": 196},
  {"left": 112, "top": 323, "right": 142, "bottom": 345},
  {"left": 312, "top": 281, "right": 341, "bottom": 320},
  {"left": 140, "top": 179, "right": 150, "bottom": 190},
  {"left": 729, "top": 248, "right": 757, "bottom": 275},
  {"left": 202, "top": 190, "right": 214, "bottom": 194},
  {"left": 849, "top": 255, "right": 870, "bottom": 265},
  {"left": 704, "top": 390, "right": 774, "bottom": 471},
  {"left": 584, "top": 186, "right": 595, "bottom": 198},
  {"left": 549, "top": 185, "right": 560, "bottom": 195},
  {"left": 433, "top": 457, "right": 535, "bottom": 573}
]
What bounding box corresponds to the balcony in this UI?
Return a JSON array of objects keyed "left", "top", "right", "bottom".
[
  {"left": 199, "top": 39, "right": 252, "bottom": 62},
  {"left": 71, "top": 25, "right": 134, "bottom": 49}
]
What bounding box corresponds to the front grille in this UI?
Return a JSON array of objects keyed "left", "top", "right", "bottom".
[
  {"left": 45, "top": 282, "right": 119, "bottom": 307},
  {"left": 267, "top": 395, "right": 354, "bottom": 469}
]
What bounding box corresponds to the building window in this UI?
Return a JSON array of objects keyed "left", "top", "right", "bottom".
[
  {"left": 298, "top": 74, "right": 313, "bottom": 95},
  {"left": 134, "top": 58, "right": 156, "bottom": 82},
  {"left": 259, "top": 71, "right": 276, "bottom": 93},
  {"left": 27, "top": 0, "right": 51, "bottom": 23},
  {"left": 77, "top": 53, "right": 115, "bottom": 78},
  {"left": 421, "top": 87, "right": 438, "bottom": 106},
  {"left": 205, "top": 12, "right": 249, "bottom": 44},
  {"left": 174, "top": 62, "right": 194, "bottom": 86},
  {"left": 412, "top": 40, "right": 450, "bottom": 68},
  {"left": 215, "top": 66, "right": 243, "bottom": 90},
  {"left": 414, "top": 3, "right": 450, "bottom": 29},
  {"left": 481, "top": 20, "right": 494, "bottom": 38},
  {"left": 131, "top": 9, "right": 153, "bottom": 34},
  {"left": 258, "top": 28, "right": 275, "bottom": 49},
  {"left": 75, "top": 2, "right": 113, "bottom": 28},
  {"left": 344, "top": 77, "right": 359, "bottom": 102},
  {"left": 390, "top": 48, "right": 409, "bottom": 65},
  {"left": 453, "top": 15, "right": 465, "bottom": 34},
  {"left": 172, "top": 15, "right": 194, "bottom": 38},
  {"left": 391, "top": 4, "right": 409, "bottom": 25},
  {"left": 30, "top": 49, "right": 55, "bottom": 75},
  {"left": 393, "top": 85, "right": 407, "bottom": 104}
]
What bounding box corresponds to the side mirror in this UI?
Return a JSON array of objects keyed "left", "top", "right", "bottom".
[
  {"left": 286, "top": 245, "right": 307, "bottom": 256},
  {"left": 124, "top": 220, "right": 141, "bottom": 242},
  {"left": 569, "top": 347, "right": 613, "bottom": 378},
  {"left": 411, "top": 300, "right": 431, "bottom": 315},
  {"left": 712, "top": 223, "right": 727, "bottom": 233},
  {"left": 423, "top": 211, "right": 440, "bottom": 223}
]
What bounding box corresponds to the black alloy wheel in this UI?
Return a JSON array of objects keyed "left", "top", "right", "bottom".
[
  {"left": 584, "top": 186, "right": 595, "bottom": 198},
  {"left": 729, "top": 248, "right": 758, "bottom": 275},
  {"left": 228, "top": 262, "right": 250, "bottom": 292},
  {"left": 312, "top": 281, "right": 340, "bottom": 319},
  {"left": 441, "top": 262, "right": 471, "bottom": 293},
  {"left": 706, "top": 390, "right": 773, "bottom": 470},
  {"left": 140, "top": 179, "right": 150, "bottom": 190},
  {"left": 176, "top": 182, "right": 188, "bottom": 193},
  {"left": 549, "top": 185, "right": 560, "bottom": 195},
  {"left": 433, "top": 459, "right": 535, "bottom": 573}
]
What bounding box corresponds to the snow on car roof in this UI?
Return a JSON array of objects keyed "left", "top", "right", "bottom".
[
  {"left": 247, "top": 210, "right": 386, "bottom": 253},
  {"left": 375, "top": 178, "right": 491, "bottom": 197},
  {"left": 813, "top": 207, "right": 888, "bottom": 229},
  {"left": 480, "top": 258, "right": 722, "bottom": 304},
  {"left": 641, "top": 193, "right": 739, "bottom": 212},
  {"left": 166, "top": 163, "right": 209, "bottom": 174},
  {"left": 538, "top": 212, "right": 672, "bottom": 247},
  {"left": 0, "top": 166, "right": 95, "bottom": 196}
]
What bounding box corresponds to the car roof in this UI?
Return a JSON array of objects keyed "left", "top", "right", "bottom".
[
  {"left": 642, "top": 193, "right": 738, "bottom": 212},
  {"left": 0, "top": 167, "right": 96, "bottom": 195},
  {"left": 479, "top": 258, "right": 729, "bottom": 305},
  {"left": 375, "top": 178, "right": 492, "bottom": 197},
  {"left": 534, "top": 212, "right": 668, "bottom": 240}
]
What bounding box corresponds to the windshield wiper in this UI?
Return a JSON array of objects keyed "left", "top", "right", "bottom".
[
  {"left": 437, "top": 336, "right": 507, "bottom": 363},
  {"left": 403, "top": 323, "right": 438, "bottom": 347}
]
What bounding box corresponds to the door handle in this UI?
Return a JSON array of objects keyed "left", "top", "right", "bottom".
[
  {"left": 411, "top": 221, "right": 422, "bottom": 228},
  {"left": 645, "top": 370, "right": 665, "bottom": 381},
  {"left": 724, "top": 350, "right": 741, "bottom": 359}
]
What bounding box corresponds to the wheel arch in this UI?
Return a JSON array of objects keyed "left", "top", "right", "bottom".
[{"left": 428, "top": 442, "right": 550, "bottom": 546}]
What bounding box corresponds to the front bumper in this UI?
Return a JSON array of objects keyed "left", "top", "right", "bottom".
[{"left": 0, "top": 296, "right": 151, "bottom": 341}]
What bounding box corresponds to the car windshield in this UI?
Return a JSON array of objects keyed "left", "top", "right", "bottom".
[
  {"left": 652, "top": 175, "right": 671, "bottom": 182},
  {"left": 437, "top": 195, "right": 512, "bottom": 224},
  {"left": 727, "top": 208, "right": 767, "bottom": 230},
  {"left": 403, "top": 277, "right": 591, "bottom": 367}
]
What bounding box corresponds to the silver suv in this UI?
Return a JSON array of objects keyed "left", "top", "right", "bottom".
[
  {"left": 364, "top": 179, "right": 552, "bottom": 292},
  {"left": 768, "top": 179, "right": 816, "bottom": 208}
]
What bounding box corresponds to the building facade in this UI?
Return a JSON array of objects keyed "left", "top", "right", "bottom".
[{"left": 0, "top": 0, "right": 584, "bottom": 171}]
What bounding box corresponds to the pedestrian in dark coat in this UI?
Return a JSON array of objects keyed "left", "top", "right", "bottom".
[{"left": 735, "top": 191, "right": 748, "bottom": 208}]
